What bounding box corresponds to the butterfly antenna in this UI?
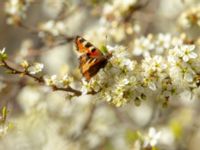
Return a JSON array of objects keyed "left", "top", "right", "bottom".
[{"left": 105, "top": 35, "right": 108, "bottom": 45}]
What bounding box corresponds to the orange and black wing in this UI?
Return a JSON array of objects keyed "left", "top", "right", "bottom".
[
  {"left": 75, "top": 36, "right": 103, "bottom": 58},
  {"left": 79, "top": 55, "right": 108, "bottom": 81},
  {"left": 76, "top": 36, "right": 112, "bottom": 80}
]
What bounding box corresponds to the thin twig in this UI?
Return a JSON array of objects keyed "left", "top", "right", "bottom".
[
  {"left": 71, "top": 103, "right": 96, "bottom": 141},
  {"left": 110, "top": 105, "right": 137, "bottom": 131},
  {"left": 123, "top": 0, "right": 150, "bottom": 22},
  {"left": 1, "top": 60, "right": 97, "bottom": 96},
  {"left": 18, "top": 22, "right": 75, "bottom": 45}
]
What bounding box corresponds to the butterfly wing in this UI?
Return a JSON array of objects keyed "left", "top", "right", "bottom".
[
  {"left": 79, "top": 55, "right": 109, "bottom": 81},
  {"left": 75, "top": 36, "right": 89, "bottom": 53},
  {"left": 76, "top": 36, "right": 112, "bottom": 81},
  {"left": 75, "top": 36, "right": 103, "bottom": 58}
]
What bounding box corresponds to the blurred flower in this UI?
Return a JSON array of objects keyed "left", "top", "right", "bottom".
[
  {"left": 177, "top": 45, "right": 197, "bottom": 62},
  {"left": 168, "top": 45, "right": 197, "bottom": 85},
  {"left": 179, "top": 5, "right": 200, "bottom": 28},
  {"left": 155, "top": 33, "right": 172, "bottom": 54},
  {"left": 42, "top": 0, "right": 66, "bottom": 17},
  {"left": 59, "top": 74, "right": 73, "bottom": 87},
  {"left": 5, "top": 0, "right": 33, "bottom": 25},
  {"left": 143, "top": 127, "right": 161, "bottom": 148},
  {"left": 0, "top": 48, "right": 7, "bottom": 61},
  {"left": 20, "top": 60, "right": 29, "bottom": 69},
  {"left": 43, "top": 73, "right": 73, "bottom": 89},
  {"left": 0, "top": 125, "right": 9, "bottom": 137},
  {"left": 17, "top": 86, "right": 43, "bottom": 113},
  {"left": 28, "top": 63, "right": 44, "bottom": 75},
  {"left": 85, "top": 0, "right": 139, "bottom": 43},
  {"left": 44, "top": 75, "right": 58, "bottom": 86},
  {"left": 103, "top": 0, "right": 137, "bottom": 16},
  {"left": 81, "top": 79, "right": 92, "bottom": 95},
  {"left": 133, "top": 35, "right": 154, "bottom": 56},
  {"left": 132, "top": 34, "right": 185, "bottom": 57},
  {"left": 15, "top": 39, "right": 34, "bottom": 63},
  {"left": 39, "top": 20, "right": 66, "bottom": 36},
  {"left": 2, "top": 1, "right": 200, "bottom": 150},
  {"left": 0, "top": 48, "right": 6, "bottom": 55},
  {"left": 159, "top": 128, "right": 174, "bottom": 147},
  {"left": 0, "top": 81, "right": 6, "bottom": 92}
]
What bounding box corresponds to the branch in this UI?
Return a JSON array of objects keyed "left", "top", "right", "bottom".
[
  {"left": 71, "top": 103, "right": 96, "bottom": 141},
  {"left": 18, "top": 22, "right": 75, "bottom": 42},
  {"left": 123, "top": 0, "right": 150, "bottom": 22},
  {"left": 2, "top": 60, "right": 43, "bottom": 83},
  {"left": 1, "top": 60, "right": 95, "bottom": 96}
]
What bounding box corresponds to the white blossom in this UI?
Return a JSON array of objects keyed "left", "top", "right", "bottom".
[
  {"left": 5, "top": 0, "right": 32, "bottom": 24},
  {"left": 133, "top": 35, "right": 154, "bottom": 56},
  {"left": 28, "top": 63, "right": 44, "bottom": 75},
  {"left": 44, "top": 75, "right": 58, "bottom": 86},
  {"left": 81, "top": 79, "right": 91, "bottom": 95},
  {"left": 132, "top": 34, "right": 185, "bottom": 57},
  {"left": 0, "top": 125, "right": 9, "bottom": 136},
  {"left": 155, "top": 33, "right": 171, "bottom": 53},
  {"left": 179, "top": 5, "right": 200, "bottom": 28},
  {"left": 143, "top": 127, "right": 161, "bottom": 147},
  {"left": 87, "top": 46, "right": 137, "bottom": 106},
  {"left": 148, "top": 82, "right": 157, "bottom": 91},
  {"left": 0, "top": 81, "right": 6, "bottom": 92},
  {"left": 0, "top": 48, "right": 6, "bottom": 55},
  {"left": 0, "top": 48, "right": 7, "bottom": 60},
  {"left": 39, "top": 20, "right": 66, "bottom": 36},
  {"left": 59, "top": 75, "right": 73, "bottom": 87},
  {"left": 178, "top": 45, "right": 197, "bottom": 62}
]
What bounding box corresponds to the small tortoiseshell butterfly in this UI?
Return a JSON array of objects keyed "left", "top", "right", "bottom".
[{"left": 75, "top": 36, "right": 112, "bottom": 81}]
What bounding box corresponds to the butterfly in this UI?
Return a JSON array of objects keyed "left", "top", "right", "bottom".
[{"left": 75, "top": 36, "right": 112, "bottom": 81}]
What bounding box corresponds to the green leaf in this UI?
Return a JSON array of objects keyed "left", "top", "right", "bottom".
[
  {"left": 0, "top": 53, "right": 8, "bottom": 61},
  {"left": 125, "top": 129, "right": 140, "bottom": 145},
  {"left": 104, "top": 141, "right": 114, "bottom": 150},
  {"left": 6, "top": 70, "right": 16, "bottom": 74},
  {"left": 152, "top": 146, "right": 159, "bottom": 150},
  {"left": 170, "top": 120, "right": 182, "bottom": 139},
  {"left": 1, "top": 106, "right": 7, "bottom": 124},
  {"left": 8, "top": 122, "right": 14, "bottom": 130},
  {"left": 100, "top": 45, "right": 109, "bottom": 54}
]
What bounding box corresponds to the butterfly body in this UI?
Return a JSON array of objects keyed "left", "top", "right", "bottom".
[{"left": 75, "top": 36, "right": 112, "bottom": 81}]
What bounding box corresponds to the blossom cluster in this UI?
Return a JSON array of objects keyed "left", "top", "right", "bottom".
[
  {"left": 1, "top": 40, "right": 199, "bottom": 107},
  {"left": 81, "top": 46, "right": 137, "bottom": 106},
  {"left": 178, "top": 5, "right": 200, "bottom": 29},
  {"left": 81, "top": 42, "right": 199, "bottom": 106},
  {"left": 20, "top": 60, "right": 44, "bottom": 75},
  {"left": 44, "top": 74, "right": 73, "bottom": 88},
  {"left": 38, "top": 20, "right": 66, "bottom": 37},
  {"left": 85, "top": 0, "right": 141, "bottom": 43},
  {"left": 5, "top": 0, "right": 34, "bottom": 25},
  {"left": 132, "top": 33, "right": 185, "bottom": 57},
  {"left": 1, "top": 0, "right": 200, "bottom": 149}
]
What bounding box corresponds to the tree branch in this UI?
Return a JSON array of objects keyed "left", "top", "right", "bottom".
[
  {"left": 1, "top": 60, "right": 96, "bottom": 96},
  {"left": 123, "top": 0, "right": 150, "bottom": 22}
]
